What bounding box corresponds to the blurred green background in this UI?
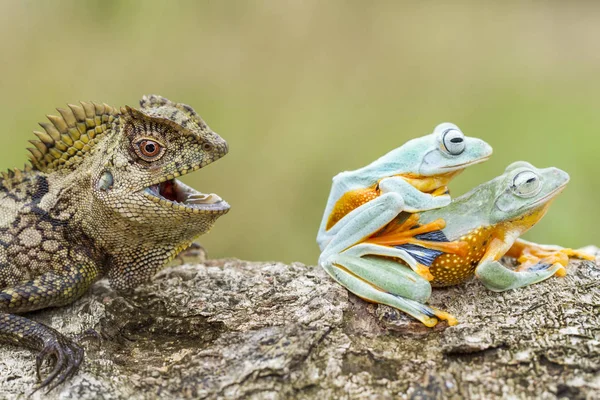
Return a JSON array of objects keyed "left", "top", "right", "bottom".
[{"left": 0, "top": 1, "right": 598, "bottom": 264}]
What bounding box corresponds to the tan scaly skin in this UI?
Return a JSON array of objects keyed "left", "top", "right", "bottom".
[{"left": 0, "top": 95, "right": 230, "bottom": 392}]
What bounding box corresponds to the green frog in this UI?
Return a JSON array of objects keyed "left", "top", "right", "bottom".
[
  {"left": 326, "top": 161, "right": 593, "bottom": 327},
  {"left": 318, "top": 123, "right": 492, "bottom": 282}
]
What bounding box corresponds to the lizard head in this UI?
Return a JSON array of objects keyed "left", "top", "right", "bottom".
[{"left": 92, "top": 95, "right": 230, "bottom": 232}]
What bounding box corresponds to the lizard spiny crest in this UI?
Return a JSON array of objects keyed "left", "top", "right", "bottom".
[
  {"left": 28, "top": 102, "right": 118, "bottom": 173},
  {"left": 0, "top": 95, "right": 230, "bottom": 390}
]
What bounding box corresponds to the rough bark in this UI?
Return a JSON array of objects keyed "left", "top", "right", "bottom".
[{"left": 0, "top": 248, "right": 599, "bottom": 400}]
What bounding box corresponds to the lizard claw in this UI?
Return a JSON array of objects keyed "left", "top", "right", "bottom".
[
  {"left": 72, "top": 328, "right": 102, "bottom": 348},
  {"left": 33, "top": 334, "right": 84, "bottom": 393}
]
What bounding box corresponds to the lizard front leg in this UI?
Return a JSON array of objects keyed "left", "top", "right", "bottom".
[
  {"left": 0, "top": 313, "right": 84, "bottom": 392},
  {"left": 0, "top": 262, "right": 102, "bottom": 392}
]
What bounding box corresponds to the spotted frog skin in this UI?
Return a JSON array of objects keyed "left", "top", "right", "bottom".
[
  {"left": 317, "top": 123, "right": 492, "bottom": 302},
  {"left": 331, "top": 161, "right": 593, "bottom": 327}
]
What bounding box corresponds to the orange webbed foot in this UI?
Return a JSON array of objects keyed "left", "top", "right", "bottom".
[
  {"left": 430, "top": 307, "right": 458, "bottom": 326},
  {"left": 510, "top": 240, "right": 595, "bottom": 274}
]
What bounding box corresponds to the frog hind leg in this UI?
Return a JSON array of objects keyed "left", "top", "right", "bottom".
[
  {"left": 340, "top": 242, "right": 434, "bottom": 281},
  {"left": 322, "top": 254, "right": 458, "bottom": 327},
  {"left": 367, "top": 216, "right": 470, "bottom": 258},
  {"left": 352, "top": 225, "right": 468, "bottom": 281},
  {"left": 341, "top": 241, "right": 444, "bottom": 281}
]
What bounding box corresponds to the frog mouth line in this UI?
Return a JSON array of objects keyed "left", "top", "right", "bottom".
[
  {"left": 143, "top": 179, "right": 230, "bottom": 214},
  {"left": 442, "top": 155, "right": 492, "bottom": 169},
  {"left": 527, "top": 183, "right": 568, "bottom": 209}
]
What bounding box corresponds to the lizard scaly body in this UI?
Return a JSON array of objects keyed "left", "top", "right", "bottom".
[{"left": 0, "top": 95, "right": 229, "bottom": 391}]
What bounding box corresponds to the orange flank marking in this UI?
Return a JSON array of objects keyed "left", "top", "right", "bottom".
[
  {"left": 326, "top": 171, "right": 462, "bottom": 231},
  {"left": 327, "top": 186, "right": 379, "bottom": 230}
]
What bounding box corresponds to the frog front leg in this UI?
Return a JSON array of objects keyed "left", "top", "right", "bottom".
[
  {"left": 322, "top": 254, "right": 457, "bottom": 327},
  {"left": 319, "top": 176, "right": 451, "bottom": 255},
  {"left": 506, "top": 239, "right": 595, "bottom": 272},
  {"left": 475, "top": 235, "right": 569, "bottom": 292}
]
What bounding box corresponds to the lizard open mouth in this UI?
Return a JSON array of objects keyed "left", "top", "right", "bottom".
[{"left": 143, "top": 179, "right": 229, "bottom": 214}]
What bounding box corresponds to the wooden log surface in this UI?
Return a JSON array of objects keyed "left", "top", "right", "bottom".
[{"left": 1, "top": 248, "right": 598, "bottom": 399}]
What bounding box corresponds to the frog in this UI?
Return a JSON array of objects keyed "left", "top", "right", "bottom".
[
  {"left": 324, "top": 161, "right": 593, "bottom": 327},
  {"left": 317, "top": 123, "right": 493, "bottom": 284}
]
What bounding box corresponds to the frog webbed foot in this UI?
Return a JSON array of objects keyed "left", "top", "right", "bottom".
[
  {"left": 508, "top": 239, "right": 595, "bottom": 276},
  {"left": 520, "top": 261, "right": 567, "bottom": 277}
]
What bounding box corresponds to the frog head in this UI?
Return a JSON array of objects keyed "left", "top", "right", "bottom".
[
  {"left": 491, "top": 161, "right": 570, "bottom": 226},
  {"left": 364, "top": 123, "right": 492, "bottom": 179},
  {"left": 417, "top": 123, "right": 493, "bottom": 175},
  {"left": 350, "top": 123, "right": 492, "bottom": 195}
]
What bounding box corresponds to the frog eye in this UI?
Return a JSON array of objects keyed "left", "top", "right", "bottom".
[
  {"left": 511, "top": 170, "right": 542, "bottom": 197},
  {"left": 134, "top": 139, "right": 165, "bottom": 161},
  {"left": 442, "top": 129, "right": 465, "bottom": 156}
]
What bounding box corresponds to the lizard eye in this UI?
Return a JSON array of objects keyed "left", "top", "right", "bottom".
[
  {"left": 134, "top": 139, "right": 165, "bottom": 161},
  {"left": 442, "top": 129, "right": 465, "bottom": 156},
  {"left": 511, "top": 170, "right": 542, "bottom": 198}
]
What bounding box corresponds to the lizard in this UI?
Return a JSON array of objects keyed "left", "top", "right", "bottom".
[
  {"left": 317, "top": 123, "right": 492, "bottom": 285},
  {"left": 328, "top": 161, "right": 593, "bottom": 327},
  {"left": 0, "top": 94, "right": 230, "bottom": 391}
]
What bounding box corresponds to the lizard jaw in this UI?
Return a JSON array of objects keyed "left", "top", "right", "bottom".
[{"left": 143, "top": 179, "right": 230, "bottom": 214}]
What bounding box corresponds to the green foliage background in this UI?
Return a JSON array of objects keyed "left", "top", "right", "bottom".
[{"left": 0, "top": 1, "right": 597, "bottom": 264}]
